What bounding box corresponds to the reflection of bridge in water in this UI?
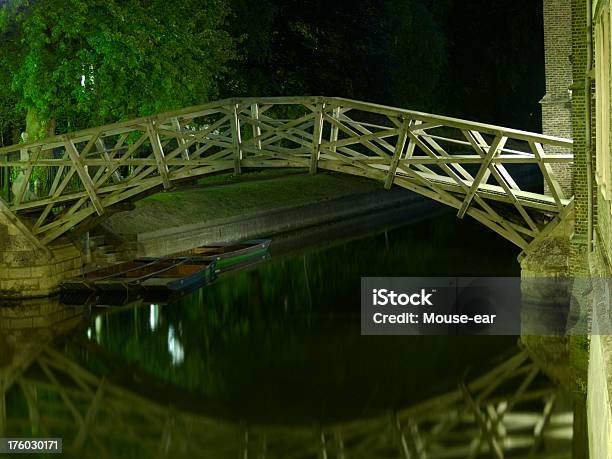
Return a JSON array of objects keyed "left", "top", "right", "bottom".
[
  {"left": 0, "top": 300, "right": 573, "bottom": 458},
  {"left": 1, "top": 97, "right": 572, "bottom": 255}
]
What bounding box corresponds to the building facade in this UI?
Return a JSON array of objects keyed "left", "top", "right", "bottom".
[
  {"left": 557, "top": 1, "right": 612, "bottom": 457},
  {"left": 591, "top": 1, "right": 612, "bottom": 274}
]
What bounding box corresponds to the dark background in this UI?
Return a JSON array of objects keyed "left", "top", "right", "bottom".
[{"left": 223, "top": 0, "right": 545, "bottom": 130}]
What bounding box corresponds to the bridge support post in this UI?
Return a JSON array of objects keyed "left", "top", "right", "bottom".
[
  {"left": 309, "top": 102, "right": 324, "bottom": 174},
  {"left": 384, "top": 118, "right": 410, "bottom": 189},
  {"left": 230, "top": 104, "right": 243, "bottom": 175},
  {"left": 145, "top": 123, "right": 171, "bottom": 189},
  {"left": 328, "top": 106, "right": 340, "bottom": 152},
  {"left": 250, "top": 104, "right": 262, "bottom": 151}
]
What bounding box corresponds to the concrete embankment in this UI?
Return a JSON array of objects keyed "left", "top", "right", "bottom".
[{"left": 101, "top": 171, "right": 444, "bottom": 258}]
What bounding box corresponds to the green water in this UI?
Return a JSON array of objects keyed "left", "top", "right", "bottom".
[
  {"left": 77, "top": 211, "right": 521, "bottom": 422},
  {"left": 2, "top": 210, "right": 539, "bottom": 457}
]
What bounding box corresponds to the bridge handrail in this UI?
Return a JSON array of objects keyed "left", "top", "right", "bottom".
[{"left": 0, "top": 96, "right": 572, "bottom": 155}]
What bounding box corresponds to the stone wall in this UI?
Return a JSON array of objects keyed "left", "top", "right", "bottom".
[
  {"left": 519, "top": 214, "right": 574, "bottom": 389},
  {"left": 0, "top": 213, "right": 83, "bottom": 298},
  {"left": 121, "top": 188, "right": 439, "bottom": 258},
  {"left": 587, "top": 334, "right": 612, "bottom": 459}
]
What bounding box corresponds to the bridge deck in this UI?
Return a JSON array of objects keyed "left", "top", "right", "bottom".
[{"left": 0, "top": 96, "right": 573, "bottom": 252}]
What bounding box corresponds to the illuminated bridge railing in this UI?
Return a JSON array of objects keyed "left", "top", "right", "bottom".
[{"left": 0, "top": 97, "right": 573, "bottom": 249}]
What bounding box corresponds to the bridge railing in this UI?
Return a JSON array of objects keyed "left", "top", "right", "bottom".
[{"left": 0, "top": 97, "right": 573, "bottom": 247}]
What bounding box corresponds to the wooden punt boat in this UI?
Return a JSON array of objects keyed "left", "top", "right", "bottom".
[
  {"left": 170, "top": 239, "right": 269, "bottom": 262},
  {"left": 142, "top": 239, "right": 271, "bottom": 274},
  {"left": 62, "top": 239, "right": 269, "bottom": 294},
  {"left": 63, "top": 257, "right": 216, "bottom": 293}
]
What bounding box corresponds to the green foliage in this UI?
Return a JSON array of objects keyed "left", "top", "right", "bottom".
[
  {"left": 0, "top": 1, "right": 23, "bottom": 147},
  {"left": 0, "top": 0, "right": 236, "bottom": 134}
]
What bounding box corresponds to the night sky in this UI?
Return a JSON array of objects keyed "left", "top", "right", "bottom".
[{"left": 225, "top": 0, "right": 545, "bottom": 130}]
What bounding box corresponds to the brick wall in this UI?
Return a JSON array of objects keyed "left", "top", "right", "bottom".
[
  {"left": 569, "top": 0, "right": 590, "bottom": 274},
  {"left": 542, "top": 0, "right": 574, "bottom": 197}
]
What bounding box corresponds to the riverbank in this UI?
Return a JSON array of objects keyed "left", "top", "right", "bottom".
[{"left": 100, "top": 170, "right": 444, "bottom": 257}]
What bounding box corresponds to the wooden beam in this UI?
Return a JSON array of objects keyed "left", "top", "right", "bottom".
[
  {"left": 329, "top": 107, "right": 341, "bottom": 152},
  {"left": 331, "top": 113, "right": 396, "bottom": 155},
  {"left": 95, "top": 138, "right": 122, "bottom": 183},
  {"left": 250, "top": 103, "right": 262, "bottom": 151},
  {"left": 406, "top": 131, "right": 471, "bottom": 193},
  {"left": 78, "top": 130, "right": 103, "bottom": 159},
  {"left": 529, "top": 141, "right": 566, "bottom": 210},
  {"left": 65, "top": 139, "right": 105, "bottom": 216},
  {"left": 470, "top": 131, "right": 520, "bottom": 190},
  {"left": 384, "top": 119, "right": 410, "bottom": 189},
  {"left": 145, "top": 122, "right": 171, "bottom": 189},
  {"left": 163, "top": 115, "right": 230, "bottom": 160},
  {"left": 171, "top": 117, "right": 190, "bottom": 160},
  {"left": 318, "top": 430, "right": 328, "bottom": 459},
  {"left": 230, "top": 104, "right": 243, "bottom": 174},
  {"left": 457, "top": 135, "right": 506, "bottom": 218},
  {"left": 325, "top": 128, "right": 399, "bottom": 150},
  {"left": 14, "top": 146, "right": 42, "bottom": 206},
  {"left": 0, "top": 96, "right": 572, "bottom": 159},
  {"left": 309, "top": 103, "right": 324, "bottom": 174},
  {"left": 94, "top": 132, "right": 148, "bottom": 187},
  {"left": 462, "top": 130, "right": 538, "bottom": 232}
]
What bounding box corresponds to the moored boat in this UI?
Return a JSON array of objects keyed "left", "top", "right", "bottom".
[
  {"left": 61, "top": 239, "right": 270, "bottom": 294},
  {"left": 62, "top": 257, "right": 217, "bottom": 293},
  {"left": 143, "top": 239, "right": 272, "bottom": 274}
]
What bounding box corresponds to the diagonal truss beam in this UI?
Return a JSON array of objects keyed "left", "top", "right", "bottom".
[{"left": 65, "top": 138, "right": 104, "bottom": 216}]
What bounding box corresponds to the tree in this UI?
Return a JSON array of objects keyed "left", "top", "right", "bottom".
[{"left": 0, "top": 0, "right": 236, "bottom": 141}]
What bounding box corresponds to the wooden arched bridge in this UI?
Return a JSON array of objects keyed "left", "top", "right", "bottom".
[{"left": 0, "top": 97, "right": 573, "bottom": 253}]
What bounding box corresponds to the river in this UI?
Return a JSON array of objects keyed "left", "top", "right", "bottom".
[{"left": 0, "top": 209, "right": 573, "bottom": 458}]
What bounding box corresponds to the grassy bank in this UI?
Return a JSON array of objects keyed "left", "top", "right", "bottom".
[{"left": 104, "top": 170, "right": 383, "bottom": 235}]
